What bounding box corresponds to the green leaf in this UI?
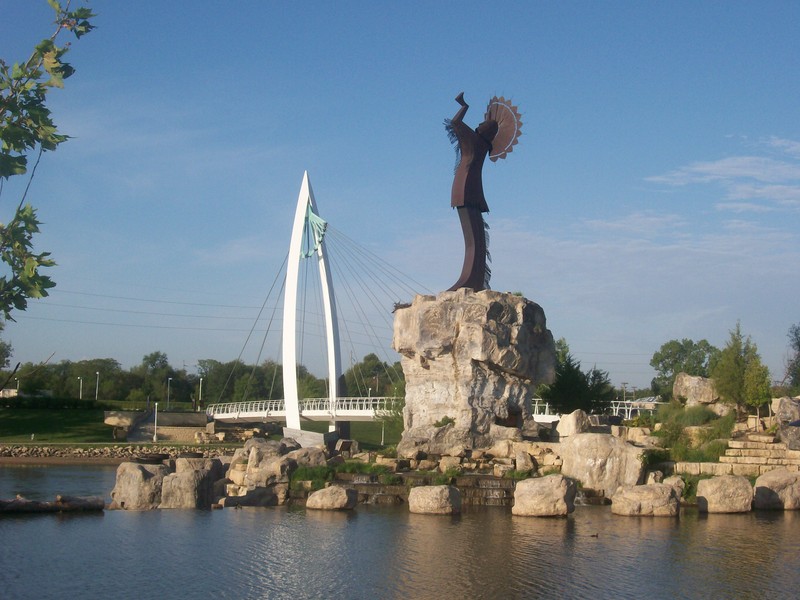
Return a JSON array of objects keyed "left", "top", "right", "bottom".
[{"left": 0, "top": 154, "right": 27, "bottom": 178}]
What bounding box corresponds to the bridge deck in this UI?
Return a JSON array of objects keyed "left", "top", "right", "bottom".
[
  {"left": 207, "top": 397, "right": 563, "bottom": 424},
  {"left": 206, "top": 397, "right": 401, "bottom": 423}
]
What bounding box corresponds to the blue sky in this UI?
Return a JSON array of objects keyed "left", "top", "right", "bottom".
[{"left": 2, "top": 0, "right": 799, "bottom": 390}]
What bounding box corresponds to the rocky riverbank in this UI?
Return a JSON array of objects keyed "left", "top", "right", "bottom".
[{"left": 0, "top": 444, "right": 236, "bottom": 465}]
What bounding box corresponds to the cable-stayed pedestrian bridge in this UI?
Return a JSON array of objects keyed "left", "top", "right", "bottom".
[{"left": 206, "top": 396, "right": 401, "bottom": 424}]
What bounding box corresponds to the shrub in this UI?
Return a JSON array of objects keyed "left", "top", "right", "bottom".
[
  {"left": 502, "top": 469, "right": 532, "bottom": 481},
  {"left": 681, "top": 474, "right": 713, "bottom": 503},
  {"left": 680, "top": 405, "right": 717, "bottom": 427},
  {"left": 290, "top": 466, "right": 333, "bottom": 491},
  {"left": 434, "top": 416, "right": 455, "bottom": 428},
  {"left": 431, "top": 467, "right": 460, "bottom": 485},
  {"left": 626, "top": 413, "right": 656, "bottom": 428},
  {"left": 653, "top": 403, "right": 735, "bottom": 462},
  {"left": 641, "top": 449, "right": 671, "bottom": 468},
  {"left": 377, "top": 473, "right": 403, "bottom": 485},
  {"left": 378, "top": 445, "right": 397, "bottom": 458},
  {"left": 336, "top": 461, "right": 375, "bottom": 475}
]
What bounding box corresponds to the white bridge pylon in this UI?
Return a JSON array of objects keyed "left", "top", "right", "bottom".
[
  {"left": 283, "top": 171, "right": 342, "bottom": 432},
  {"left": 206, "top": 172, "right": 402, "bottom": 429}
]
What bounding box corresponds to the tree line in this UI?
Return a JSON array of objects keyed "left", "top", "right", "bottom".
[
  {"left": 0, "top": 350, "right": 404, "bottom": 410},
  {"left": 649, "top": 321, "right": 800, "bottom": 417}
]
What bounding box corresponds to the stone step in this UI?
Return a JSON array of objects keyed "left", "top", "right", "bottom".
[
  {"left": 727, "top": 440, "right": 787, "bottom": 450},
  {"left": 673, "top": 461, "right": 798, "bottom": 477},
  {"left": 748, "top": 433, "right": 778, "bottom": 444},
  {"left": 725, "top": 448, "right": 800, "bottom": 459},
  {"left": 718, "top": 456, "right": 800, "bottom": 466}
]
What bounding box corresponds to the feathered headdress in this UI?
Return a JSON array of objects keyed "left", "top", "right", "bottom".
[{"left": 484, "top": 96, "right": 523, "bottom": 162}]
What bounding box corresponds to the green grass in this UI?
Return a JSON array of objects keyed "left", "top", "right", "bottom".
[
  {"left": 653, "top": 403, "right": 736, "bottom": 463},
  {"left": 0, "top": 408, "right": 114, "bottom": 443},
  {"left": 301, "top": 419, "right": 402, "bottom": 449},
  {"left": 290, "top": 465, "right": 334, "bottom": 491}
]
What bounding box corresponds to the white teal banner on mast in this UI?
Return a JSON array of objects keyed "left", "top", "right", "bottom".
[{"left": 282, "top": 172, "right": 342, "bottom": 431}]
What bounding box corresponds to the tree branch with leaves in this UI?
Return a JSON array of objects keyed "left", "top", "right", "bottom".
[{"left": 0, "top": 0, "right": 95, "bottom": 320}]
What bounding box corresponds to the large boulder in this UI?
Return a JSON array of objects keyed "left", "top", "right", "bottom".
[
  {"left": 109, "top": 462, "right": 170, "bottom": 510},
  {"left": 394, "top": 289, "right": 556, "bottom": 454},
  {"left": 673, "top": 373, "right": 731, "bottom": 416},
  {"left": 285, "top": 447, "right": 328, "bottom": 468},
  {"left": 220, "top": 486, "right": 281, "bottom": 508},
  {"left": 244, "top": 454, "right": 297, "bottom": 489},
  {"left": 774, "top": 396, "right": 800, "bottom": 450},
  {"left": 306, "top": 486, "right": 358, "bottom": 510},
  {"left": 697, "top": 475, "right": 753, "bottom": 513},
  {"left": 161, "top": 469, "right": 215, "bottom": 509},
  {"left": 556, "top": 410, "right": 591, "bottom": 439},
  {"left": 512, "top": 475, "right": 576, "bottom": 517},
  {"left": 611, "top": 484, "right": 680, "bottom": 517},
  {"left": 160, "top": 458, "right": 226, "bottom": 509},
  {"left": 408, "top": 485, "right": 461, "bottom": 515},
  {"left": 753, "top": 469, "right": 800, "bottom": 510},
  {"left": 559, "top": 433, "right": 645, "bottom": 497},
  {"left": 673, "top": 373, "right": 719, "bottom": 404}
]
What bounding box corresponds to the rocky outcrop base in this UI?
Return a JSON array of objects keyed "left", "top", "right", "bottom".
[
  {"left": 408, "top": 485, "right": 461, "bottom": 514},
  {"left": 611, "top": 484, "right": 680, "bottom": 517},
  {"left": 306, "top": 486, "right": 358, "bottom": 510},
  {"left": 512, "top": 474, "right": 576, "bottom": 517},
  {"left": 697, "top": 475, "right": 754, "bottom": 513},
  {"left": 560, "top": 433, "right": 645, "bottom": 497},
  {"left": 753, "top": 469, "right": 800, "bottom": 510}
]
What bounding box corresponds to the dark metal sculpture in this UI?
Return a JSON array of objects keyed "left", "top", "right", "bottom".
[{"left": 445, "top": 92, "right": 522, "bottom": 291}]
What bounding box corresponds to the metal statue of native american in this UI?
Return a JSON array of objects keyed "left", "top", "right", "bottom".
[{"left": 445, "top": 92, "right": 522, "bottom": 291}]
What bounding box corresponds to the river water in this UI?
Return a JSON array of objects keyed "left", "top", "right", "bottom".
[{"left": 1, "top": 464, "right": 799, "bottom": 599}]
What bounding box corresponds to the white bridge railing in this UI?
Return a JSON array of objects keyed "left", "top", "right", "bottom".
[
  {"left": 610, "top": 397, "right": 666, "bottom": 420},
  {"left": 206, "top": 396, "right": 402, "bottom": 423},
  {"left": 207, "top": 396, "right": 566, "bottom": 424}
]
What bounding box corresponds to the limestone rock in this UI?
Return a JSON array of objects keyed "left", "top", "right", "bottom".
[
  {"left": 646, "top": 471, "right": 664, "bottom": 484},
  {"left": 160, "top": 469, "right": 215, "bottom": 509},
  {"left": 611, "top": 484, "right": 680, "bottom": 517},
  {"left": 408, "top": 485, "right": 462, "bottom": 515},
  {"left": 514, "top": 450, "right": 536, "bottom": 474},
  {"left": 673, "top": 373, "right": 719, "bottom": 405},
  {"left": 159, "top": 457, "right": 226, "bottom": 509},
  {"left": 556, "top": 410, "right": 591, "bottom": 439},
  {"left": 286, "top": 447, "right": 328, "bottom": 468},
  {"left": 753, "top": 469, "right": 800, "bottom": 510},
  {"left": 512, "top": 475, "right": 576, "bottom": 517},
  {"left": 774, "top": 396, "right": 800, "bottom": 450},
  {"left": 245, "top": 454, "right": 297, "bottom": 488},
  {"left": 697, "top": 475, "right": 753, "bottom": 513},
  {"left": 394, "top": 290, "right": 556, "bottom": 453},
  {"left": 673, "top": 373, "right": 731, "bottom": 416},
  {"left": 559, "top": 433, "right": 645, "bottom": 497},
  {"left": 306, "top": 486, "right": 358, "bottom": 510},
  {"left": 220, "top": 486, "right": 280, "bottom": 508},
  {"left": 109, "top": 462, "right": 170, "bottom": 510},
  {"left": 397, "top": 423, "right": 475, "bottom": 459},
  {"left": 663, "top": 475, "right": 686, "bottom": 498},
  {"left": 438, "top": 455, "right": 462, "bottom": 473}
]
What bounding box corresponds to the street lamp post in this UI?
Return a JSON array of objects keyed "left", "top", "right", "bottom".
[
  {"left": 167, "top": 377, "right": 173, "bottom": 410},
  {"left": 95, "top": 371, "right": 100, "bottom": 401},
  {"left": 77, "top": 377, "right": 83, "bottom": 400},
  {"left": 198, "top": 377, "right": 203, "bottom": 411},
  {"left": 153, "top": 402, "right": 158, "bottom": 443}
]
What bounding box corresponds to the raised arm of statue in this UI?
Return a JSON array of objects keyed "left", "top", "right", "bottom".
[
  {"left": 444, "top": 93, "right": 523, "bottom": 293},
  {"left": 452, "top": 92, "right": 469, "bottom": 124}
]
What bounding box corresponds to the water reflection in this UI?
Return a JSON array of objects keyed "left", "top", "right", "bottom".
[{"left": 2, "top": 466, "right": 800, "bottom": 600}]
